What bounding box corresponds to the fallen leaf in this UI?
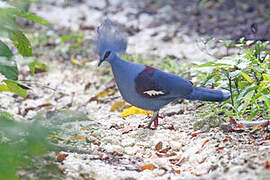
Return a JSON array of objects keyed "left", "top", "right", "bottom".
[
  {"left": 265, "top": 134, "right": 270, "bottom": 140},
  {"left": 155, "top": 141, "right": 163, "bottom": 151},
  {"left": 84, "top": 82, "right": 92, "bottom": 92},
  {"left": 191, "top": 133, "right": 199, "bottom": 137},
  {"left": 70, "top": 135, "right": 86, "bottom": 141},
  {"left": 175, "top": 170, "right": 181, "bottom": 174},
  {"left": 71, "top": 57, "right": 86, "bottom": 66},
  {"left": 110, "top": 101, "right": 128, "bottom": 112},
  {"left": 264, "top": 160, "right": 270, "bottom": 169},
  {"left": 169, "top": 157, "right": 180, "bottom": 164},
  {"left": 140, "top": 164, "right": 155, "bottom": 171},
  {"left": 168, "top": 124, "right": 176, "bottom": 130},
  {"left": 99, "top": 155, "right": 109, "bottom": 160},
  {"left": 160, "top": 147, "right": 171, "bottom": 153},
  {"left": 198, "top": 157, "right": 207, "bottom": 164},
  {"left": 95, "top": 86, "right": 115, "bottom": 98},
  {"left": 177, "top": 157, "right": 187, "bottom": 166},
  {"left": 155, "top": 152, "right": 163, "bottom": 157},
  {"left": 37, "top": 103, "right": 53, "bottom": 108},
  {"left": 56, "top": 152, "right": 68, "bottom": 162},
  {"left": 237, "top": 124, "right": 245, "bottom": 128},
  {"left": 202, "top": 139, "right": 210, "bottom": 148},
  {"left": 216, "top": 147, "right": 223, "bottom": 151},
  {"left": 120, "top": 106, "right": 153, "bottom": 118},
  {"left": 229, "top": 117, "right": 237, "bottom": 125},
  {"left": 80, "top": 126, "right": 89, "bottom": 130}
]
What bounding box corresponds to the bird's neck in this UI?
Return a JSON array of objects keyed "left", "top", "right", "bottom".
[{"left": 110, "top": 56, "right": 128, "bottom": 78}]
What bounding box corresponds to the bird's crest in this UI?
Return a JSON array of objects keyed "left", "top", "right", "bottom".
[{"left": 94, "top": 19, "right": 127, "bottom": 57}]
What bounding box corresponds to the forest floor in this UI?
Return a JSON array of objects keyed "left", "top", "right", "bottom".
[{"left": 2, "top": 0, "right": 270, "bottom": 179}]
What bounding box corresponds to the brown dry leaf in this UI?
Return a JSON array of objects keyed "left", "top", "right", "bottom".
[
  {"left": 155, "top": 141, "right": 163, "bottom": 151},
  {"left": 191, "top": 132, "right": 199, "bottom": 137},
  {"left": 120, "top": 106, "right": 153, "bottom": 118},
  {"left": 237, "top": 124, "right": 245, "bottom": 128},
  {"left": 169, "top": 157, "right": 180, "bottom": 164},
  {"left": 56, "top": 152, "right": 68, "bottom": 162},
  {"left": 155, "top": 152, "right": 163, "bottom": 158},
  {"left": 229, "top": 117, "right": 237, "bottom": 125},
  {"left": 198, "top": 157, "right": 207, "bottom": 164},
  {"left": 265, "top": 160, "right": 270, "bottom": 169},
  {"left": 110, "top": 101, "right": 128, "bottom": 112},
  {"left": 140, "top": 164, "right": 155, "bottom": 171},
  {"left": 265, "top": 134, "right": 270, "bottom": 140},
  {"left": 70, "top": 135, "right": 86, "bottom": 141},
  {"left": 216, "top": 147, "right": 224, "bottom": 151},
  {"left": 38, "top": 103, "right": 53, "bottom": 108},
  {"left": 84, "top": 82, "right": 92, "bottom": 92},
  {"left": 168, "top": 124, "right": 176, "bottom": 130},
  {"left": 175, "top": 170, "right": 181, "bottom": 174},
  {"left": 160, "top": 147, "right": 171, "bottom": 153},
  {"left": 202, "top": 139, "right": 210, "bottom": 148}
]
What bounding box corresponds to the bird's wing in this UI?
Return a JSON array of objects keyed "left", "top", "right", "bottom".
[{"left": 134, "top": 66, "right": 193, "bottom": 99}]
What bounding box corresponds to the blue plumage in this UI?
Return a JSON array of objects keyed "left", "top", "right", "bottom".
[{"left": 95, "top": 19, "right": 231, "bottom": 128}]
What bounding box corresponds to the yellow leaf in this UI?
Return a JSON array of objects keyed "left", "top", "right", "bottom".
[
  {"left": 95, "top": 87, "right": 115, "bottom": 98},
  {"left": 140, "top": 164, "right": 155, "bottom": 171},
  {"left": 80, "top": 126, "right": 89, "bottom": 131},
  {"left": 241, "top": 72, "right": 252, "bottom": 83},
  {"left": 70, "top": 135, "right": 86, "bottom": 141},
  {"left": 120, "top": 106, "right": 153, "bottom": 118},
  {"left": 71, "top": 57, "right": 86, "bottom": 66},
  {"left": 110, "top": 101, "right": 129, "bottom": 112},
  {"left": 263, "top": 74, "right": 270, "bottom": 81}
]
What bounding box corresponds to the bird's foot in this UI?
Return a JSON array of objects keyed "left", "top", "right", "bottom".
[
  {"left": 147, "top": 112, "right": 159, "bottom": 129},
  {"left": 153, "top": 115, "right": 159, "bottom": 128}
]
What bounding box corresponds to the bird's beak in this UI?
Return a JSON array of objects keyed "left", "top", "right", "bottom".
[{"left": 98, "top": 58, "right": 104, "bottom": 67}]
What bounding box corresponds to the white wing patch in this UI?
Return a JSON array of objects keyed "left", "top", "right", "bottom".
[{"left": 143, "top": 90, "right": 165, "bottom": 97}]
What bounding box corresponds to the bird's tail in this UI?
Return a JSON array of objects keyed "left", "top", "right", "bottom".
[{"left": 182, "top": 87, "right": 230, "bottom": 102}]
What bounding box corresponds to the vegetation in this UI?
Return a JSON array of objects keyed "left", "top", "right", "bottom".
[
  {"left": 0, "top": 0, "right": 49, "bottom": 97},
  {"left": 0, "top": 1, "right": 53, "bottom": 179},
  {"left": 196, "top": 39, "right": 270, "bottom": 120}
]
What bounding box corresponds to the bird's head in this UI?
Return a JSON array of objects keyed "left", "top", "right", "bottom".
[
  {"left": 98, "top": 50, "right": 116, "bottom": 66},
  {"left": 94, "top": 19, "right": 127, "bottom": 67}
]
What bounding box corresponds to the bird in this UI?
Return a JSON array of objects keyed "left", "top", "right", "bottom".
[{"left": 95, "top": 19, "right": 231, "bottom": 129}]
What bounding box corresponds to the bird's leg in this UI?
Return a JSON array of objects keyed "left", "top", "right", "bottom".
[{"left": 147, "top": 111, "right": 159, "bottom": 129}]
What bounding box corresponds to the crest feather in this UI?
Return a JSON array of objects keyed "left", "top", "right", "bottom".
[{"left": 94, "top": 19, "right": 127, "bottom": 57}]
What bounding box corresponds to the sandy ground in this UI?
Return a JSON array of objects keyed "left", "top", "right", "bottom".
[{"left": 2, "top": 0, "right": 270, "bottom": 179}]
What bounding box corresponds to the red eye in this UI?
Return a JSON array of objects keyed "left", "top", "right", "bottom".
[{"left": 105, "top": 51, "right": 111, "bottom": 58}]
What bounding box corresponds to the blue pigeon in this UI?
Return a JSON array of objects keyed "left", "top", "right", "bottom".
[{"left": 95, "top": 19, "right": 230, "bottom": 128}]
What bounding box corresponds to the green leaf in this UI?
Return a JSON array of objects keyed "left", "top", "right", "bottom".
[
  {"left": 9, "top": 30, "right": 32, "bottom": 57},
  {"left": 263, "top": 73, "right": 270, "bottom": 81},
  {"left": 1, "top": 80, "right": 27, "bottom": 97},
  {"left": 0, "top": 61, "right": 18, "bottom": 80},
  {"left": 238, "top": 85, "right": 257, "bottom": 99},
  {"left": 241, "top": 72, "right": 253, "bottom": 83},
  {"left": 197, "top": 62, "right": 228, "bottom": 68},
  {"left": 11, "top": 9, "right": 51, "bottom": 26},
  {"left": 0, "top": 84, "right": 9, "bottom": 91},
  {"left": 0, "top": 7, "right": 50, "bottom": 26},
  {"left": 29, "top": 59, "right": 47, "bottom": 75},
  {"left": 0, "top": 40, "right": 13, "bottom": 58}
]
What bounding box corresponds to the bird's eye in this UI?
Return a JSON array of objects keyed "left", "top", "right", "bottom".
[{"left": 104, "top": 51, "right": 111, "bottom": 58}]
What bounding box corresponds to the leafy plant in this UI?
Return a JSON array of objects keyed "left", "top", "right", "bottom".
[
  {"left": 0, "top": 0, "right": 50, "bottom": 97},
  {"left": 196, "top": 39, "right": 270, "bottom": 120},
  {"left": 0, "top": 111, "right": 52, "bottom": 180}
]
